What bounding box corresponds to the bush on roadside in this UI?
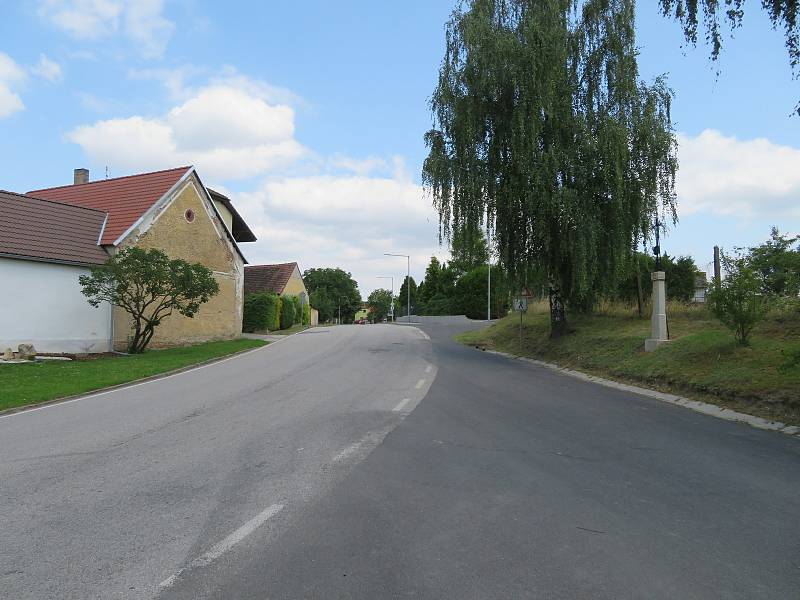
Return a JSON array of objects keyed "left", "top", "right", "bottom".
[
  {"left": 242, "top": 293, "right": 281, "bottom": 332},
  {"left": 454, "top": 265, "right": 508, "bottom": 319},
  {"left": 280, "top": 296, "right": 296, "bottom": 329},
  {"left": 708, "top": 252, "right": 768, "bottom": 345},
  {"left": 291, "top": 296, "right": 302, "bottom": 325},
  {"left": 302, "top": 303, "right": 311, "bottom": 326}
]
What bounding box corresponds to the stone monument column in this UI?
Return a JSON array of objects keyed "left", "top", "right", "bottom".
[{"left": 645, "top": 271, "right": 669, "bottom": 352}]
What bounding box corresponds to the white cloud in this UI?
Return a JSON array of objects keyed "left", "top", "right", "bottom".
[
  {"left": 37, "top": 0, "right": 173, "bottom": 58},
  {"left": 31, "top": 54, "right": 63, "bottom": 83},
  {"left": 68, "top": 80, "right": 306, "bottom": 179},
  {"left": 124, "top": 0, "right": 173, "bottom": 58},
  {"left": 0, "top": 53, "right": 26, "bottom": 118},
  {"left": 329, "top": 154, "right": 388, "bottom": 176},
  {"left": 233, "top": 167, "right": 448, "bottom": 296},
  {"left": 677, "top": 129, "right": 800, "bottom": 220}
]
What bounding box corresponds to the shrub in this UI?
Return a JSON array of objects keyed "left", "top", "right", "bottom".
[
  {"left": 454, "top": 265, "right": 508, "bottom": 319},
  {"left": 291, "top": 296, "right": 302, "bottom": 325},
  {"left": 708, "top": 252, "right": 768, "bottom": 345},
  {"left": 302, "top": 303, "right": 311, "bottom": 326},
  {"left": 274, "top": 297, "right": 282, "bottom": 330},
  {"left": 242, "top": 293, "right": 281, "bottom": 332},
  {"left": 280, "top": 296, "right": 296, "bottom": 329},
  {"left": 425, "top": 293, "right": 454, "bottom": 315}
]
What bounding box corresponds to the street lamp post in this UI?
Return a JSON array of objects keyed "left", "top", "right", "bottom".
[
  {"left": 385, "top": 253, "right": 410, "bottom": 324},
  {"left": 377, "top": 276, "right": 394, "bottom": 322},
  {"left": 487, "top": 220, "right": 491, "bottom": 321}
]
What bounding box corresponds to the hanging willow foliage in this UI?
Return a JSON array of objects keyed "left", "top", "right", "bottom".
[
  {"left": 660, "top": 1, "right": 799, "bottom": 113},
  {"left": 423, "top": 0, "right": 678, "bottom": 335}
]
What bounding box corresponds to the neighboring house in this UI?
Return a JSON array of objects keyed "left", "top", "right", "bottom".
[
  {"left": 244, "top": 262, "right": 318, "bottom": 325},
  {"left": 14, "top": 166, "right": 255, "bottom": 351},
  {"left": 0, "top": 190, "right": 112, "bottom": 353}
]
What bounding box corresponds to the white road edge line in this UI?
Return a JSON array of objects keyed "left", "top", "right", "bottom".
[
  {"left": 425, "top": 364, "right": 433, "bottom": 374},
  {"left": 415, "top": 378, "right": 426, "bottom": 390},
  {"left": 333, "top": 440, "right": 364, "bottom": 463},
  {"left": 159, "top": 503, "right": 284, "bottom": 589},
  {"left": 0, "top": 336, "right": 295, "bottom": 422},
  {"left": 393, "top": 398, "right": 412, "bottom": 412}
]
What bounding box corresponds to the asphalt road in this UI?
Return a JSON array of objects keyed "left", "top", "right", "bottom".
[{"left": 2, "top": 318, "right": 799, "bottom": 599}]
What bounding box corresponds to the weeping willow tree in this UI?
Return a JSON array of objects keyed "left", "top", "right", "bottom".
[{"left": 423, "top": 0, "right": 677, "bottom": 335}]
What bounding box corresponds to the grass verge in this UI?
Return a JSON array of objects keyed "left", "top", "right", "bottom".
[
  {"left": 272, "top": 323, "right": 309, "bottom": 335},
  {"left": 0, "top": 338, "right": 267, "bottom": 412},
  {"left": 457, "top": 302, "right": 800, "bottom": 426}
]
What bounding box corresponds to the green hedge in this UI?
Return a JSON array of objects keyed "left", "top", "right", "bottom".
[
  {"left": 280, "top": 296, "right": 296, "bottom": 329},
  {"left": 243, "top": 292, "right": 281, "bottom": 332},
  {"left": 302, "top": 303, "right": 311, "bottom": 325},
  {"left": 292, "top": 296, "right": 302, "bottom": 325}
]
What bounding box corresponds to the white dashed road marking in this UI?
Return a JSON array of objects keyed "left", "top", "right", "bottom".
[
  {"left": 425, "top": 364, "right": 433, "bottom": 374},
  {"left": 415, "top": 379, "right": 426, "bottom": 390},
  {"left": 393, "top": 398, "right": 412, "bottom": 412},
  {"left": 160, "top": 503, "right": 284, "bottom": 589}
]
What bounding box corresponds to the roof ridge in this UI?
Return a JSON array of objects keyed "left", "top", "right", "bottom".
[
  {"left": 27, "top": 165, "right": 193, "bottom": 193},
  {"left": 0, "top": 189, "right": 109, "bottom": 216},
  {"left": 245, "top": 262, "right": 297, "bottom": 268}
]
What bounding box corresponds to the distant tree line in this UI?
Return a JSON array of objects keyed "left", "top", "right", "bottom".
[{"left": 302, "top": 267, "right": 362, "bottom": 324}]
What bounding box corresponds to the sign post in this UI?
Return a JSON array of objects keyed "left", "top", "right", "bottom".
[{"left": 513, "top": 297, "right": 528, "bottom": 354}]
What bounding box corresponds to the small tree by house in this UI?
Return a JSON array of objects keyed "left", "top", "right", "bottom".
[
  {"left": 708, "top": 251, "right": 768, "bottom": 346},
  {"left": 79, "top": 247, "right": 219, "bottom": 354}
]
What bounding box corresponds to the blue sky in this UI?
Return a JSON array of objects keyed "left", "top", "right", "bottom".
[{"left": 1, "top": 1, "right": 798, "bottom": 294}]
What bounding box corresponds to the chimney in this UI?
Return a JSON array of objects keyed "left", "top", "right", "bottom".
[{"left": 74, "top": 168, "right": 89, "bottom": 185}]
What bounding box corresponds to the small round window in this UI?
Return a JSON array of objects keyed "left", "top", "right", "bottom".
[{"left": 184, "top": 208, "right": 195, "bottom": 223}]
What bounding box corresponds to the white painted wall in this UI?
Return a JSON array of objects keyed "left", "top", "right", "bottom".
[{"left": 0, "top": 258, "right": 112, "bottom": 353}]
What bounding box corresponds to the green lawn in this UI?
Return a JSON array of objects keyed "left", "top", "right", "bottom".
[
  {"left": 0, "top": 338, "right": 267, "bottom": 412},
  {"left": 457, "top": 302, "right": 800, "bottom": 425}
]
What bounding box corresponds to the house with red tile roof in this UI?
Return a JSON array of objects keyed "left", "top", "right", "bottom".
[
  {"left": 244, "top": 262, "right": 318, "bottom": 327},
  {"left": 0, "top": 166, "right": 256, "bottom": 352}
]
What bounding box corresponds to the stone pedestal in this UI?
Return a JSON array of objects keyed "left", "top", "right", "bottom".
[{"left": 645, "top": 271, "right": 669, "bottom": 352}]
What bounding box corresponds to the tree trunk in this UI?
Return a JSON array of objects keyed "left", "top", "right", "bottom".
[
  {"left": 549, "top": 285, "right": 567, "bottom": 338},
  {"left": 128, "top": 319, "right": 143, "bottom": 354}
]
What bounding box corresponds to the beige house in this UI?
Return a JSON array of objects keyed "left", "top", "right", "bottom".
[
  {"left": 244, "top": 262, "right": 318, "bottom": 326},
  {"left": 28, "top": 167, "right": 256, "bottom": 350}
]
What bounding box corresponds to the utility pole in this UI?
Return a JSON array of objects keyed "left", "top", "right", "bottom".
[
  {"left": 385, "top": 253, "right": 411, "bottom": 323},
  {"left": 713, "top": 246, "right": 721, "bottom": 286}
]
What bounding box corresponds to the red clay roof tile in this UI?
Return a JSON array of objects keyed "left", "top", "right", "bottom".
[
  {"left": 244, "top": 263, "right": 298, "bottom": 295},
  {"left": 28, "top": 166, "right": 191, "bottom": 245}
]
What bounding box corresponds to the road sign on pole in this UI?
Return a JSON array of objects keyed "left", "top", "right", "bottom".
[{"left": 513, "top": 297, "right": 528, "bottom": 313}]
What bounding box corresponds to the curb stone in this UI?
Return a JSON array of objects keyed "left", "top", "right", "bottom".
[{"left": 481, "top": 348, "right": 800, "bottom": 438}]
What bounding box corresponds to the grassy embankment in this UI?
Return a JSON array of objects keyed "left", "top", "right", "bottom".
[
  {"left": 457, "top": 301, "right": 800, "bottom": 425},
  {"left": 0, "top": 338, "right": 267, "bottom": 412}
]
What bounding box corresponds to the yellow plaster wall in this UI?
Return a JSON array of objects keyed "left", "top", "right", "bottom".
[
  {"left": 212, "top": 200, "right": 234, "bottom": 232},
  {"left": 112, "top": 180, "right": 244, "bottom": 350},
  {"left": 281, "top": 269, "right": 307, "bottom": 297}
]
